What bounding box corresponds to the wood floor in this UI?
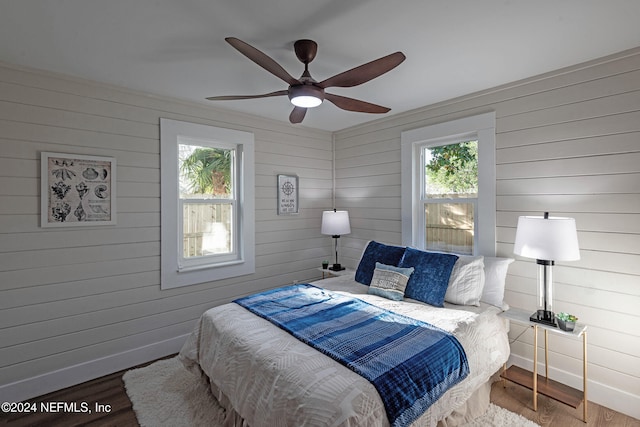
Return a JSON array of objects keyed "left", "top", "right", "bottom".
[
  {"left": 492, "top": 380, "right": 640, "bottom": 427},
  {"left": 2, "top": 359, "right": 638, "bottom": 426}
]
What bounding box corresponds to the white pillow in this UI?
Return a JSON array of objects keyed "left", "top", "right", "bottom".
[
  {"left": 444, "top": 255, "right": 485, "bottom": 306},
  {"left": 480, "top": 257, "right": 514, "bottom": 309}
]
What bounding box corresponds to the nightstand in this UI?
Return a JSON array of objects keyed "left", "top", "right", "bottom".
[
  {"left": 318, "top": 267, "right": 354, "bottom": 279},
  {"left": 499, "top": 307, "right": 588, "bottom": 423}
]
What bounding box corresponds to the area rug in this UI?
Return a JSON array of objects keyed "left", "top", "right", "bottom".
[{"left": 123, "top": 357, "right": 540, "bottom": 427}]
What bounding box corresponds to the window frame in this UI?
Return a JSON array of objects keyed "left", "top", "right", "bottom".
[
  {"left": 160, "top": 118, "right": 255, "bottom": 289},
  {"left": 401, "top": 112, "right": 496, "bottom": 256}
]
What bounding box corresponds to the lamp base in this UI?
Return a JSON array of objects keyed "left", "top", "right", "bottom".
[
  {"left": 329, "top": 263, "right": 345, "bottom": 271},
  {"left": 530, "top": 309, "right": 557, "bottom": 327}
]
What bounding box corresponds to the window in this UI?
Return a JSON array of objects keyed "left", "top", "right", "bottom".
[
  {"left": 179, "top": 143, "right": 236, "bottom": 266},
  {"left": 160, "top": 119, "right": 255, "bottom": 289},
  {"left": 401, "top": 112, "right": 496, "bottom": 256},
  {"left": 423, "top": 139, "right": 478, "bottom": 254}
]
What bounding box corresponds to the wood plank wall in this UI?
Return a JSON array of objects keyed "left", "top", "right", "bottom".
[
  {"left": 333, "top": 48, "right": 640, "bottom": 419},
  {"left": 0, "top": 62, "right": 333, "bottom": 400}
]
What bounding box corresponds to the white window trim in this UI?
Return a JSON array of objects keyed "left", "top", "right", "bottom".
[
  {"left": 160, "top": 118, "right": 255, "bottom": 289},
  {"left": 401, "top": 112, "right": 496, "bottom": 256}
]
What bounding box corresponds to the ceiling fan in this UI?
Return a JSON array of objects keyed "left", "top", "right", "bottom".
[{"left": 206, "top": 37, "right": 406, "bottom": 124}]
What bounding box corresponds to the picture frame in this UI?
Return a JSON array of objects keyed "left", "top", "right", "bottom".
[
  {"left": 277, "top": 174, "right": 299, "bottom": 215},
  {"left": 41, "top": 152, "right": 117, "bottom": 227}
]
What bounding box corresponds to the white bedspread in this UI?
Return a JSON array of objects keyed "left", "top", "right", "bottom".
[{"left": 179, "top": 275, "right": 510, "bottom": 427}]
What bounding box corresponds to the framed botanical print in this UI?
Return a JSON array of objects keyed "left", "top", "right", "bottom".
[
  {"left": 277, "top": 174, "right": 298, "bottom": 215},
  {"left": 41, "top": 152, "right": 117, "bottom": 227}
]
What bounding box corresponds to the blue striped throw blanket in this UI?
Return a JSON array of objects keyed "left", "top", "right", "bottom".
[{"left": 234, "top": 284, "right": 469, "bottom": 427}]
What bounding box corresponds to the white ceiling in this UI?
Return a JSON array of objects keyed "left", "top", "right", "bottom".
[{"left": 1, "top": 0, "right": 639, "bottom": 131}]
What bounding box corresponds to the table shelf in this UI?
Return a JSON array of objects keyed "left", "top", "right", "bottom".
[
  {"left": 501, "top": 365, "right": 584, "bottom": 409},
  {"left": 318, "top": 267, "right": 354, "bottom": 279}
]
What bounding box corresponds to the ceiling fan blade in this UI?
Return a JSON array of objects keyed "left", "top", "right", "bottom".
[
  {"left": 226, "top": 37, "right": 300, "bottom": 86},
  {"left": 206, "top": 90, "right": 288, "bottom": 101},
  {"left": 289, "top": 106, "right": 307, "bottom": 124},
  {"left": 318, "top": 52, "right": 406, "bottom": 88},
  {"left": 324, "top": 93, "right": 390, "bottom": 113}
]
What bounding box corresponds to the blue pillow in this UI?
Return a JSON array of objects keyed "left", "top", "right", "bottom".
[
  {"left": 355, "top": 241, "right": 406, "bottom": 285},
  {"left": 368, "top": 262, "right": 414, "bottom": 301},
  {"left": 399, "top": 248, "right": 459, "bottom": 307}
]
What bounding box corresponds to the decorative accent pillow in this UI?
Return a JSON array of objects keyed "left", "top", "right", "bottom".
[
  {"left": 368, "top": 262, "right": 414, "bottom": 301},
  {"left": 444, "top": 255, "right": 485, "bottom": 306},
  {"left": 399, "top": 247, "right": 459, "bottom": 307},
  {"left": 480, "top": 257, "right": 514, "bottom": 309},
  {"left": 355, "top": 241, "right": 406, "bottom": 285}
]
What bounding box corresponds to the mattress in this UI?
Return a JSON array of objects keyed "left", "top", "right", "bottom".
[{"left": 179, "top": 274, "right": 510, "bottom": 427}]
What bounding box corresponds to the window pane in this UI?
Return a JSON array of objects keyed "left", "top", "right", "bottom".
[
  {"left": 182, "top": 202, "right": 233, "bottom": 258},
  {"left": 425, "top": 203, "right": 474, "bottom": 255},
  {"left": 179, "top": 144, "right": 234, "bottom": 199},
  {"left": 424, "top": 140, "right": 478, "bottom": 199}
]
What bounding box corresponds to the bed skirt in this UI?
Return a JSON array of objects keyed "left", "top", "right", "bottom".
[{"left": 204, "top": 372, "right": 494, "bottom": 427}]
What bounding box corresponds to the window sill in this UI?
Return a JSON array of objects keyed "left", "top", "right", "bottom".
[{"left": 177, "top": 259, "right": 244, "bottom": 273}]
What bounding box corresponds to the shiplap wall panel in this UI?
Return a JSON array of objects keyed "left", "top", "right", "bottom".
[
  {"left": 498, "top": 210, "right": 640, "bottom": 235},
  {"left": 505, "top": 321, "right": 640, "bottom": 370},
  {"left": 0, "top": 196, "right": 37, "bottom": 215},
  {"left": 498, "top": 174, "right": 640, "bottom": 195},
  {"left": 0, "top": 271, "right": 159, "bottom": 309},
  {"left": 497, "top": 132, "right": 640, "bottom": 164},
  {"left": 508, "top": 340, "right": 639, "bottom": 396},
  {"left": 497, "top": 152, "right": 640, "bottom": 178},
  {"left": 0, "top": 257, "right": 159, "bottom": 291},
  {"left": 336, "top": 185, "right": 401, "bottom": 198},
  {"left": 495, "top": 70, "right": 640, "bottom": 117},
  {"left": 0, "top": 100, "right": 159, "bottom": 138},
  {"left": 498, "top": 111, "right": 640, "bottom": 148},
  {"left": 0, "top": 241, "right": 160, "bottom": 272},
  {"left": 0, "top": 138, "right": 161, "bottom": 169},
  {"left": 498, "top": 194, "right": 640, "bottom": 213},
  {"left": 0, "top": 62, "right": 332, "bottom": 399},
  {"left": 0, "top": 212, "right": 160, "bottom": 234},
  {"left": 333, "top": 47, "right": 640, "bottom": 419},
  {"left": 0, "top": 119, "right": 159, "bottom": 153},
  {"left": 336, "top": 173, "right": 401, "bottom": 189},
  {"left": 497, "top": 90, "right": 640, "bottom": 133},
  {"left": 506, "top": 276, "right": 639, "bottom": 318},
  {"left": 506, "top": 258, "right": 639, "bottom": 296}
]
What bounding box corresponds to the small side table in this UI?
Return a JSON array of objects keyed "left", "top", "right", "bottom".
[
  {"left": 499, "top": 307, "right": 588, "bottom": 423},
  {"left": 318, "top": 267, "right": 354, "bottom": 279}
]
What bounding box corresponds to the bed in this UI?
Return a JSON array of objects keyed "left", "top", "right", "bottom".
[{"left": 179, "top": 242, "right": 512, "bottom": 427}]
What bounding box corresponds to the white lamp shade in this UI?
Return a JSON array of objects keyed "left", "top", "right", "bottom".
[
  {"left": 514, "top": 215, "right": 580, "bottom": 261},
  {"left": 321, "top": 210, "right": 351, "bottom": 236}
]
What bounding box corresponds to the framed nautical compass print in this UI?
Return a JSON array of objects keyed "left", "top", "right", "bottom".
[{"left": 277, "top": 174, "right": 298, "bottom": 215}]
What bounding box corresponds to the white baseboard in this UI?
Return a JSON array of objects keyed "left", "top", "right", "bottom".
[
  {"left": 0, "top": 334, "right": 189, "bottom": 403},
  {"left": 508, "top": 354, "right": 640, "bottom": 421}
]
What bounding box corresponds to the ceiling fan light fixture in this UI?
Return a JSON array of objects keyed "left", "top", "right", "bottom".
[{"left": 289, "top": 85, "right": 324, "bottom": 108}]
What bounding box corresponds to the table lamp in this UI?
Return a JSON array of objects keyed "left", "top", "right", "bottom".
[
  {"left": 321, "top": 209, "right": 351, "bottom": 271},
  {"left": 513, "top": 212, "right": 580, "bottom": 327}
]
